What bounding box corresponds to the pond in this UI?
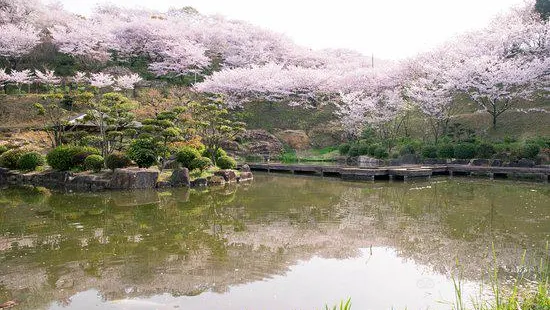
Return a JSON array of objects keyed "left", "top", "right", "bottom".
[{"left": 0, "top": 174, "right": 549, "bottom": 310}]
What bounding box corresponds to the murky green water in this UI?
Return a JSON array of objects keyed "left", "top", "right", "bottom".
[{"left": 1, "top": 174, "right": 549, "bottom": 310}]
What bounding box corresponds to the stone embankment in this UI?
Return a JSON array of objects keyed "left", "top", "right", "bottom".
[{"left": 0, "top": 166, "right": 253, "bottom": 191}]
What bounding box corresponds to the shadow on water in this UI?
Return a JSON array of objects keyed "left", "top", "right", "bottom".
[{"left": 0, "top": 174, "right": 548, "bottom": 309}]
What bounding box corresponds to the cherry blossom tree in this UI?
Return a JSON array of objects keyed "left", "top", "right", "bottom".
[
  {"left": 115, "top": 73, "right": 142, "bottom": 90},
  {"left": 0, "top": 68, "right": 8, "bottom": 92},
  {"left": 89, "top": 72, "right": 115, "bottom": 89},
  {"left": 34, "top": 69, "right": 60, "bottom": 89},
  {"left": 8, "top": 69, "right": 33, "bottom": 93},
  {"left": 0, "top": 23, "right": 41, "bottom": 66}
]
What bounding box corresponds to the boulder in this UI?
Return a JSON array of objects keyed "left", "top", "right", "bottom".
[
  {"left": 275, "top": 130, "right": 310, "bottom": 150},
  {"left": 450, "top": 159, "right": 469, "bottom": 165},
  {"left": 508, "top": 158, "right": 535, "bottom": 168},
  {"left": 108, "top": 168, "right": 159, "bottom": 190},
  {"left": 170, "top": 168, "right": 190, "bottom": 187},
  {"left": 399, "top": 154, "right": 421, "bottom": 165},
  {"left": 470, "top": 159, "right": 490, "bottom": 166},
  {"left": 207, "top": 175, "right": 225, "bottom": 186},
  {"left": 191, "top": 178, "right": 208, "bottom": 187},
  {"left": 358, "top": 156, "right": 382, "bottom": 167},
  {"left": 490, "top": 159, "right": 503, "bottom": 167},
  {"left": 238, "top": 171, "right": 254, "bottom": 182},
  {"left": 214, "top": 169, "right": 237, "bottom": 182},
  {"left": 237, "top": 130, "right": 283, "bottom": 157},
  {"left": 240, "top": 164, "right": 251, "bottom": 172},
  {"left": 422, "top": 158, "right": 447, "bottom": 165}
]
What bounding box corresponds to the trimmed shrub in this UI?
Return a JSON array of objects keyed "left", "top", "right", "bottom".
[
  {"left": 176, "top": 146, "right": 201, "bottom": 169},
  {"left": 0, "top": 145, "right": 8, "bottom": 155},
  {"left": 399, "top": 144, "right": 416, "bottom": 156},
  {"left": 454, "top": 143, "right": 478, "bottom": 159},
  {"left": 357, "top": 143, "right": 370, "bottom": 156},
  {"left": 17, "top": 152, "right": 45, "bottom": 171},
  {"left": 0, "top": 148, "right": 26, "bottom": 169},
  {"left": 47, "top": 146, "right": 80, "bottom": 171},
  {"left": 72, "top": 147, "right": 100, "bottom": 168},
  {"left": 373, "top": 147, "right": 389, "bottom": 159},
  {"left": 202, "top": 148, "right": 227, "bottom": 161},
  {"left": 127, "top": 138, "right": 158, "bottom": 168},
  {"left": 105, "top": 152, "right": 131, "bottom": 171},
  {"left": 190, "top": 156, "right": 213, "bottom": 172},
  {"left": 520, "top": 144, "right": 540, "bottom": 159},
  {"left": 217, "top": 155, "right": 237, "bottom": 169},
  {"left": 437, "top": 144, "right": 455, "bottom": 159},
  {"left": 84, "top": 155, "right": 104, "bottom": 173},
  {"left": 347, "top": 145, "right": 361, "bottom": 157},
  {"left": 476, "top": 143, "right": 495, "bottom": 159},
  {"left": 338, "top": 143, "right": 351, "bottom": 155},
  {"left": 421, "top": 145, "right": 438, "bottom": 159}
]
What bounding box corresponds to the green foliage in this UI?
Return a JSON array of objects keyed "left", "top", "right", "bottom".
[
  {"left": 217, "top": 155, "right": 237, "bottom": 169},
  {"left": 176, "top": 146, "right": 202, "bottom": 169},
  {"left": 105, "top": 152, "right": 131, "bottom": 171},
  {"left": 347, "top": 145, "right": 361, "bottom": 157},
  {"left": 72, "top": 147, "right": 101, "bottom": 169},
  {"left": 373, "top": 147, "right": 389, "bottom": 159},
  {"left": 454, "top": 143, "right": 478, "bottom": 159},
  {"left": 421, "top": 145, "right": 438, "bottom": 159},
  {"left": 280, "top": 151, "right": 298, "bottom": 163},
  {"left": 0, "top": 145, "right": 8, "bottom": 155},
  {"left": 399, "top": 144, "right": 416, "bottom": 156},
  {"left": 520, "top": 144, "right": 541, "bottom": 159},
  {"left": 203, "top": 147, "right": 227, "bottom": 161},
  {"left": 338, "top": 143, "right": 351, "bottom": 155},
  {"left": 0, "top": 148, "right": 26, "bottom": 169},
  {"left": 84, "top": 155, "right": 104, "bottom": 173},
  {"left": 46, "top": 146, "right": 82, "bottom": 171},
  {"left": 323, "top": 298, "right": 352, "bottom": 310},
  {"left": 17, "top": 152, "right": 45, "bottom": 171},
  {"left": 190, "top": 156, "right": 213, "bottom": 172},
  {"left": 437, "top": 144, "right": 455, "bottom": 159},
  {"left": 476, "top": 142, "right": 495, "bottom": 159},
  {"left": 127, "top": 138, "right": 158, "bottom": 168}
]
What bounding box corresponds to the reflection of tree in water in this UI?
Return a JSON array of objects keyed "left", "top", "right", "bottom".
[{"left": 0, "top": 176, "right": 549, "bottom": 309}]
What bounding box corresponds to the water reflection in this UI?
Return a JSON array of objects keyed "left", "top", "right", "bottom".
[{"left": 0, "top": 174, "right": 549, "bottom": 310}]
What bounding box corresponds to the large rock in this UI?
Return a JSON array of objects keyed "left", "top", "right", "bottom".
[
  {"left": 358, "top": 156, "right": 383, "bottom": 167},
  {"left": 237, "top": 130, "right": 283, "bottom": 157},
  {"left": 399, "top": 154, "right": 421, "bottom": 165},
  {"left": 109, "top": 168, "right": 159, "bottom": 190},
  {"left": 470, "top": 159, "right": 490, "bottom": 166},
  {"left": 240, "top": 164, "right": 251, "bottom": 172},
  {"left": 170, "top": 168, "right": 190, "bottom": 187},
  {"left": 214, "top": 169, "right": 237, "bottom": 182},
  {"left": 238, "top": 171, "right": 254, "bottom": 182},
  {"left": 508, "top": 158, "right": 535, "bottom": 168},
  {"left": 275, "top": 130, "right": 310, "bottom": 150}
]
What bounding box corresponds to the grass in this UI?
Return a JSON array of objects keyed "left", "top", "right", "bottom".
[{"left": 279, "top": 147, "right": 340, "bottom": 163}]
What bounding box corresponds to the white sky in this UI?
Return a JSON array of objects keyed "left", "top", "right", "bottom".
[{"left": 55, "top": 0, "right": 526, "bottom": 59}]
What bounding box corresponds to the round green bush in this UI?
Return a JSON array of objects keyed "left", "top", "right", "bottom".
[
  {"left": 127, "top": 138, "right": 158, "bottom": 168},
  {"left": 72, "top": 146, "right": 100, "bottom": 168},
  {"left": 476, "top": 142, "right": 495, "bottom": 159},
  {"left": 217, "top": 155, "right": 237, "bottom": 169},
  {"left": 399, "top": 144, "right": 416, "bottom": 156},
  {"left": 0, "top": 148, "right": 26, "bottom": 169},
  {"left": 373, "top": 147, "right": 389, "bottom": 159},
  {"left": 47, "top": 146, "right": 80, "bottom": 171},
  {"left": 17, "top": 152, "right": 45, "bottom": 171},
  {"left": 421, "top": 145, "right": 438, "bottom": 159},
  {"left": 368, "top": 144, "right": 381, "bottom": 156},
  {"left": 437, "top": 144, "right": 455, "bottom": 159},
  {"left": 176, "top": 146, "right": 201, "bottom": 168},
  {"left": 84, "top": 155, "right": 104, "bottom": 172},
  {"left": 0, "top": 145, "right": 8, "bottom": 155},
  {"left": 347, "top": 145, "right": 361, "bottom": 157},
  {"left": 357, "top": 143, "right": 370, "bottom": 156},
  {"left": 190, "top": 156, "right": 213, "bottom": 172},
  {"left": 338, "top": 143, "right": 351, "bottom": 155},
  {"left": 454, "top": 143, "right": 478, "bottom": 159},
  {"left": 105, "top": 152, "right": 131, "bottom": 171},
  {"left": 202, "top": 148, "right": 227, "bottom": 161},
  {"left": 520, "top": 144, "right": 540, "bottom": 159}
]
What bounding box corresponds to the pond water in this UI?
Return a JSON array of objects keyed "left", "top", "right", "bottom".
[{"left": 0, "top": 174, "right": 549, "bottom": 310}]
